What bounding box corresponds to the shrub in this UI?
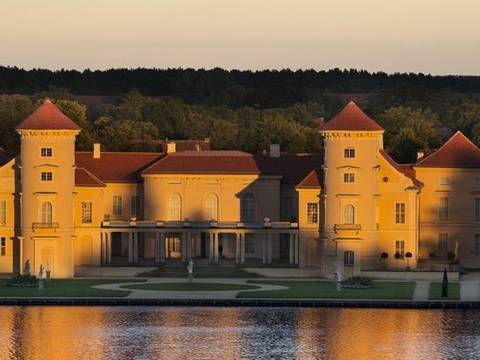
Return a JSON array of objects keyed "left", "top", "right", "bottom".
[
  {"left": 394, "top": 252, "right": 402, "bottom": 259},
  {"left": 342, "top": 276, "right": 374, "bottom": 288},
  {"left": 380, "top": 252, "right": 388, "bottom": 258},
  {"left": 7, "top": 274, "right": 39, "bottom": 287},
  {"left": 405, "top": 252, "right": 412, "bottom": 258}
]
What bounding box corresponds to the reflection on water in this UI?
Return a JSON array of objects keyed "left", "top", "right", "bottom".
[{"left": 0, "top": 306, "right": 479, "bottom": 359}]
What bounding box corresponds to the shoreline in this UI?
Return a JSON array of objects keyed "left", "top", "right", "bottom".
[{"left": 0, "top": 297, "right": 478, "bottom": 309}]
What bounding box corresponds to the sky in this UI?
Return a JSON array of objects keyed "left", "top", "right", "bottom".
[{"left": 1, "top": 0, "right": 479, "bottom": 74}]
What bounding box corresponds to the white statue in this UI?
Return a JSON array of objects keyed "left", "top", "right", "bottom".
[
  {"left": 334, "top": 261, "right": 343, "bottom": 292},
  {"left": 187, "top": 259, "right": 194, "bottom": 283},
  {"left": 23, "top": 259, "right": 31, "bottom": 276}
]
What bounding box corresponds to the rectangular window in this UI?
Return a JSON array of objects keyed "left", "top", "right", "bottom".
[
  {"left": 395, "top": 203, "right": 406, "bottom": 224},
  {"left": 0, "top": 200, "right": 6, "bottom": 225},
  {"left": 113, "top": 196, "right": 122, "bottom": 215},
  {"left": 245, "top": 233, "right": 256, "bottom": 253},
  {"left": 41, "top": 148, "right": 52, "bottom": 157},
  {"left": 438, "top": 233, "right": 448, "bottom": 255},
  {"left": 475, "top": 234, "right": 480, "bottom": 255},
  {"left": 41, "top": 172, "right": 53, "bottom": 181},
  {"left": 344, "top": 148, "right": 355, "bottom": 158},
  {"left": 343, "top": 173, "right": 355, "bottom": 183},
  {"left": 475, "top": 198, "right": 480, "bottom": 221},
  {"left": 438, "top": 197, "right": 449, "bottom": 221},
  {"left": 344, "top": 251, "right": 354, "bottom": 267},
  {"left": 131, "top": 196, "right": 140, "bottom": 217},
  {"left": 0, "top": 237, "right": 5, "bottom": 256},
  {"left": 307, "top": 203, "right": 318, "bottom": 224},
  {"left": 395, "top": 240, "right": 405, "bottom": 258},
  {"left": 81, "top": 202, "right": 92, "bottom": 224}
]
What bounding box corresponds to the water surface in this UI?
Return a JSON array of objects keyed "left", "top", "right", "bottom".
[{"left": 0, "top": 306, "right": 479, "bottom": 359}]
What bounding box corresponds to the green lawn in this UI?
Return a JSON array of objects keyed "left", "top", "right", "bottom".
[
  {"left": 0, "top": 279, "right": 145, "bottom": 297},
  {"left": 429, "top": 282, "right": 461, "bottom": 300},
  {"left": 237, "top": 280, "right": 416, "bottom": 300},
  {"left": 120, "top": 282, "right": 260, "bottom": 291}
]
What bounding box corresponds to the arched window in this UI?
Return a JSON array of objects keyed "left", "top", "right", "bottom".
[
  {"left": 241, "top": 193, "right": 256, "bottom": 223},
  {"left": 168, "top": 193, "right": 182, "bottom": 221},
  {"left": 204, "top": 193, "right": 219, "bottom": 221},
  {"left": 344, "top": 204, "right": 355, "bottom": 225},
  {"left": 41, "top": 202, "right": 53, "bottom": 224}
]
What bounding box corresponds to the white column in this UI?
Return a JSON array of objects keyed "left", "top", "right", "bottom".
[
  {"left": 240, "top": 233, "right": 245, "bottom": 264},
  {"left": 289, "top": 233, "right": 294, "bottom": 264},
  {"left": 155, "top": 233, "right": 160, "bottom": 263},
  {"left": 106, "top": 232, "right": 112, "bottom": 264},
  {"left": 164, "top": 234, "right": 169, "bottom": 260},
  {"left": 182, "top": 233, "right": 187, "bottom": 261},
  {"left": 101, "top": 232, "right": 105, "bottom": 264},
  {"left": 267, "top": 233, "right": 273, "bottom": 264},
  {"left": 159, "top": 233, "right": 165, "bottom": 262},
  {"left": 235, "top": 233, "right": 241, "bottom": 264},
  {"left": 294, "top": 233, "right": 299, "bottom": 265},
  {"left": 133, "top": 232, "right": 139, "bottom": 264},
  {"left": 262, "top": 234, "right": 267, "bottom": 264},
  {"left": 128, "top": 233, "right": 134, "bottom": 263},
  {"left": 213, "top": 233, "right": 219, "bottom": 263}
]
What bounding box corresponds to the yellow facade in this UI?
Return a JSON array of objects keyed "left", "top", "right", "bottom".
[{"left": 0, "top": 100, "right": 478, "bottom": 278}]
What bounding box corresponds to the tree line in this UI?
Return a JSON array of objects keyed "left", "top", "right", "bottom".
[{"left": 0, "top": 67, "right": 480, "bottom": 163}]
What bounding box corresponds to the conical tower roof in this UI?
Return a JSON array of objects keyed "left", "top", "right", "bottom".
[
  {"left": 320, "top": 101, "right": 383, "bottom": 132},
  {"left": 15, "top": 99, "right": 81, "bottom": 131}
]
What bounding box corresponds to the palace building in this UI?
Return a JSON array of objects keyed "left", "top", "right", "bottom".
[{"left": 0, "top": 99, "right": 479, "bottom": 277}]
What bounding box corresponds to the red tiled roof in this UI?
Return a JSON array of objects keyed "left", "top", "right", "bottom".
[
  {"left": 142, "top": 151, "right": 280, "bottom": 175},
  {"left": 320, "top": 101, "right": 384, "bottom": 132},
  {"left": 76, "top": 152, "right": 163, "bottom": 182},
  {"left": 296, "top": 170, "right": 322, "bottom": 189},
  {"left": 15, "top": 100, "right": 81, "bottom": 131},
  {"left": 380, "top": 149, "right": 421, "bottom": 186},
  {"left": 75, "top": 167, "right": 105, "bottom": 187},
  {"left": 415, "top": 131, "right": 480, "bottom": 168},
  {"left": 264, "top": 154, "right": 324, "bottom": 185}
]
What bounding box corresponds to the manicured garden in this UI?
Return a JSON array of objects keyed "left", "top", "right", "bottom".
[
  {"left": 237, "top": 280, "right": 416, "bottom": 300},
  {"left": 120, "top": 282, "right": 260, "bottom": 291},
  {"left": 0, "top": 279, "right": 145, "bottom": 297},
  {"left": 429, "top": 282, "right": 460, "bottom": 300}
]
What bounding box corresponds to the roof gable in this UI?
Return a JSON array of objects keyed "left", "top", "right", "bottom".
[
  {"left": 415, "top": 131, "right": 480, "bottom": 168},
  {"left": 320, "top": 101, "right": 384, "bottom": 132},
  {"left": 379, "top": 150, "right": 421, "bottom": 186},
  {"left": 296, "top": 170, "right": 322, "bottom": 189},
  {"left": 15, "top": 100, "right": 81, "bottom": 131}
]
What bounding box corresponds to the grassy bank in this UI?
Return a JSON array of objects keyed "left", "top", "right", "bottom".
[
  {"left": 237, "top": 280, "right": 416, "bottom": 300},
  {"left": 429, "top": 282, "right": 460, "bottom": 300},
  {"left": 0, "top": 279, "right": 145, "bottom": 297}
]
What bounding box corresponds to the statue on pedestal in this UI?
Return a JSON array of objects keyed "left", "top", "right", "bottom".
[
  {"left": 334, "top": 261, "right": 343, "bottom": 292},
  {"left": 187, "top": 258, "right": 194, "bottom": 283},
  {"left": 23, "top": 260, "right": 31, "bottom": 276}
]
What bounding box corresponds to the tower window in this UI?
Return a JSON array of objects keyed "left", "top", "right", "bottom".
[
  {"left": 41, "top": 172, "right": 53, "bottom": 181},
  {"left": 307, "top": 203, "right": 318, "bottom": 224},
  {"left": 41, "top": 148, "right": 52, "bottom": 157},
  {"left": 0, "top": 237, "right": 5, "bottom": 256},
  {"left": 344, "top": 173, "right": 355, "bottom": 183},
  {"left": 344, "top": 148, "right": 355, "bottom": 158},
  {"left": 395, "top": 203, "right": 406, "bottom": 224}
]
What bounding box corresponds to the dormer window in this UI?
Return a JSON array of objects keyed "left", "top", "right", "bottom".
[
  {"left": 344, "top": 148, "right": 355, "bottom": 158},
  {"left": 41, "top": 148, "right": 52, "bottom": 157}
]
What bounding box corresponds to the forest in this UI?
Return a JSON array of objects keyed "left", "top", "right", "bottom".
[{"left": 1, "top": 66, "right": 480, "bottom": 163}]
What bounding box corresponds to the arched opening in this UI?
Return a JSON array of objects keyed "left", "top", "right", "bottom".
[
  {"left": 344, "top": 204, "right": 355, "bottom": 225},
  {"left": 204, "top": 193, "right": 219, "bottom": 221},
  {"left": 168, "top": 193, "right": 182, "bottom": 221},
  {"left": 41, "top": 201, "right": 53, "bottom": 224},
  {"left": 241, "top": 193, "right": 256, "bottom": 223}
]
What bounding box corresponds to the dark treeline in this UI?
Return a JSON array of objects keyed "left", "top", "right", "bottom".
[{"left": 1, "top": 67, "right": 480, "bottom": 163}]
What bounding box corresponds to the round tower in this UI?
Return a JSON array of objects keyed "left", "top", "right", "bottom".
[
  {"left": 16, "top": 100, "right": 80, "bottom": 278},
  {"left": 319, "top": 101, "right": 384, "bottom": 275}
]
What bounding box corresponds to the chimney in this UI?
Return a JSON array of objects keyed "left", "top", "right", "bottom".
[
  {"left": 93, "top": 143, "right": 101, "bottom": 159},
  {"left": 269, "top": 144, "right": 280, "bottom": 158},
  {"left": 416, "top": 151, "right": 424, "bottom": 160},
  {"left": 166, "top": 141, "right": 176, "bottom": 154}
]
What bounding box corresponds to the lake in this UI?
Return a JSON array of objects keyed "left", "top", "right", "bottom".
[{"left": 0, "top": 306, "right": 479, "bottom": 359}]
